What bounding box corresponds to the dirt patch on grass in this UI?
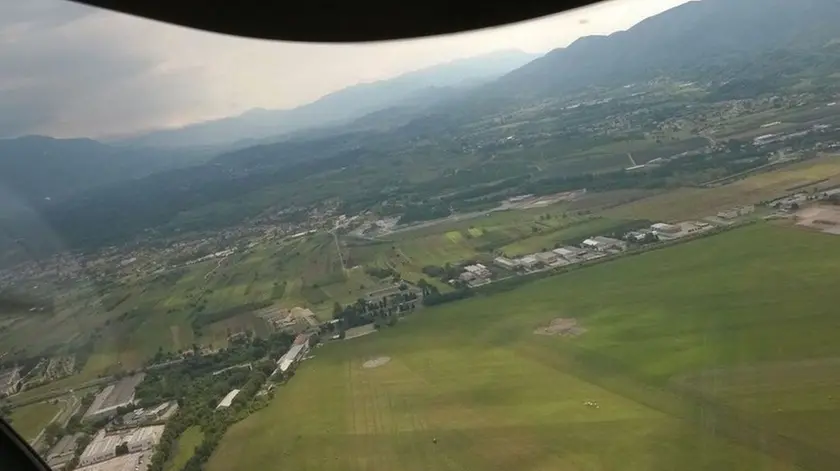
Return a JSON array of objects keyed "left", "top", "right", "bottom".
[
  {"left": 534, "top": 318, "right": 586, "bottom": 337},
  {"left": 795, "top": 205, "right": 840, "bottom": 234},
  {"left": 362, "top": 357, "right": 391, "bottom": 369}
]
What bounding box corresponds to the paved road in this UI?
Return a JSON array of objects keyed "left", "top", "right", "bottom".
[
  {"left": 9, "top": 376, "right": 111, "bottom": 408},
  {"left": 331, "top": 229, "right": 346, "bottom": 270}
]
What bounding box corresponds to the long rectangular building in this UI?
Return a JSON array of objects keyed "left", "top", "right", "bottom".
[
  {"left": 217, "top": 389, "right": 241, "bottom": 409},
  {"left": 83, "top": 374, "right": 145, "bottom": 423}
]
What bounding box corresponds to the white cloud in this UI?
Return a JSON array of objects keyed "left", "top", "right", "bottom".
[{"left": 0, "top": 0, "right": 691, "bottom": 138}]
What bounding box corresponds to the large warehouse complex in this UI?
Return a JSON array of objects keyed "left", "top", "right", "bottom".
[
  {"left": 76, "top": 451, "right": 153, "bottom": 471},
  {"left": 83, "top": 374, "right": 145, "bottom": 423},
  {"left": 78, "top": 425, "right": 164, "bottom": 467}
]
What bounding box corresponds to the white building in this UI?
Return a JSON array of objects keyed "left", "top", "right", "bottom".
[
  {"left": 753, "top": 134, "right": 777, "bottom": 146},
  {"left": 534, "top": 252, "right": 558, "bottom": 264},
  {"left": 651, "top": 223, "right": 680, "bottom": 234},
  {"left": 582, "top": 236, "right": 627, "bottom": 252},
  {"left": 78, "top": 426, "right": 163, "bottom": 467},
  {"left": 216, "top": 389, "right": 241, "bottom": 409},
  {"left": 276, "top": 334, "right": 311, "bottom": 374}
]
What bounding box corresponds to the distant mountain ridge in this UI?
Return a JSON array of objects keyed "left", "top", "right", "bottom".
[
  {"left": 482, "top": 0, "right": 840, "bottom": 100},
  {"left": 7, "top": 0, "right": 840, "bottom": 252},
  {"left": 0, "top": 135, "right": 211, "bottom": 213},
  {"left": 119, "top": 50, "right": 539, "bottom": 148}
]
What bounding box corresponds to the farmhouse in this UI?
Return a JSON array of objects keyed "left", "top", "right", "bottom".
[
  {"left": 83, "top": 374, "right": 145, "bottom": 423},
  {"left": 0, "top": 367, "right": 21, "bottom": 397},
  {"left": 78, "top": 426, "right": 163, "bottom": 467}
]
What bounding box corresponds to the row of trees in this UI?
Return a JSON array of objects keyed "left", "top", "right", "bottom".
[{"left": 330, "top": 288, "right": 420, "bottom": 330}]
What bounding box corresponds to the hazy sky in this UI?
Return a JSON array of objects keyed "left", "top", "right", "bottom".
[{"left": 0, "top": 0, "right": 692, "bottom": 139}]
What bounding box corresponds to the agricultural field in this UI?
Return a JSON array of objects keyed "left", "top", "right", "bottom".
[
  {"left": 15, "top": 154, "right": 840, "bottom": 387},
  {"left": 609, "top": 153, "right": 840, "bottom": 221},
  {"left": 208, "top": 223, "right": 840, "bottom": 471},
  {"left": 8, "top": 402, "right": 60, "bottom": 441}
]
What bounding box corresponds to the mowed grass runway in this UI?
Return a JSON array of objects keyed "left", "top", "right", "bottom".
[{"left": 208, "top": 223, "right": 840, "bottom": 471}]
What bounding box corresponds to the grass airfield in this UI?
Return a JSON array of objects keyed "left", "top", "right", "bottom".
[{"left": 209, "top": 223, "right": 840, "bottom": 471}]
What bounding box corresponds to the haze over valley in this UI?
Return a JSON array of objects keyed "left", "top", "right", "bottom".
[{"left": 5, "top": 2, "right": 840, "bottom": 471}]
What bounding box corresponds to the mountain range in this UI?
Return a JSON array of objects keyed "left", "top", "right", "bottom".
[
  {"left": 485, "top": 0, "right": 840, "bottom": 100},
  {"left": 117, "top": 50, "right": 540, "bottom": 149},
  {"left": 4, "top": 0, "right": 840, "bottom": 253}
]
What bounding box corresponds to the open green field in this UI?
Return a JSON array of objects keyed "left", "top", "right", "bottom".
[
  {"left": 165, "top": 426, "right": 204, "bottom": 471},
  {"left": 609, "top": 154, "right": 840, "bottom": 221},
  {"left": 8, "top": 402, "right": 60, "bottom": 441},
  {"left": 208, "top": 223, "right": 840, "bottom": 471}
]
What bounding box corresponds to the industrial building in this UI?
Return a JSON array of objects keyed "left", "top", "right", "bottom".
[
  {"left": 46, "top": 433, "right": 84, "bottom": 470},
  {"left": 0, "top": 367, "right": 21, "bottom": 397},
  {"left": 78, "top": 425, "right": 163, "bottom": 467},
  {"left": 493, "top": 257, "right": 519, "bottom": 270},
  {"left": 83, "top": 374, "right": 145, "bottom": 423},
  {"left": 517, "top": 255, "right": 540, "bottom": 269},
  {"left": 216, "top": 389, "right": 241, "bottom": 409},
  {"left": 581, "top": 236, "right": 627, "bottom": 252},
  {"left": 651, "top": 223, "right": 680, "bottom": 234},
  {"left": 276, "top": 334, "right": 311, "bottom": 374},
  {"left": 76, "top": 451, "right": 151, "bottom": 471},
  {"left": 552, "top": 246, "right": 587, "bottom": 259},
  {"left": 118, "top": 401, "right": 178, "bottom": 427},
  {"left": 463, "top": 263, "right": 491, "bottom": 278},
  {"left": 534, "top": 252, "right": 558, "bottom": 264}
]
